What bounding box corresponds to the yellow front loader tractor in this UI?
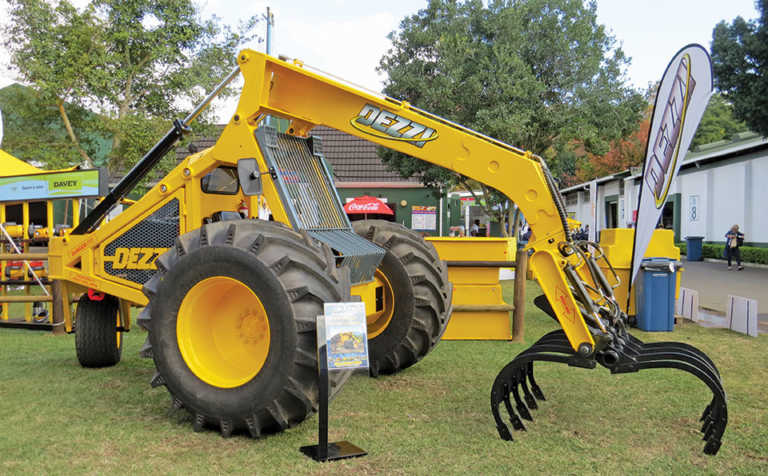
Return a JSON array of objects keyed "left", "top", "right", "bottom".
[{"left": 48, "top": 50, "right": 726, "bottom": 453}]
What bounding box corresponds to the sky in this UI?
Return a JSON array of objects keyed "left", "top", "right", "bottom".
[
  {"left": 196, "top": 0, "right": 759, "bottom": 92},
  {"left": 0, "top": 0, "right": 761, "bottom": 120}
]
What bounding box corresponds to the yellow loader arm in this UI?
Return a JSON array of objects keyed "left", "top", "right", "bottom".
[{"left": 224, "top": 50, "right": 597, "bottom": 356}]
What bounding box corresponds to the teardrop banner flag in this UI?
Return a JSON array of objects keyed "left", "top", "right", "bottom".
[{"left": 628, "top": 44, "right": 713, "bottom": 300}]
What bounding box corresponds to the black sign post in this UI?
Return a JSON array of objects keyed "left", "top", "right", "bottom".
[{"left": 299, "top": 340, "right": 366, "bottom": 462}]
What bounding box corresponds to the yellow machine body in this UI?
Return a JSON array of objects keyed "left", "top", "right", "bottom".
[
  {"left": 427, "top": 237, "right": 516, "bottom": 340},
  {"left": 50, "top": 50, "right": 602, "bottom": 353}
]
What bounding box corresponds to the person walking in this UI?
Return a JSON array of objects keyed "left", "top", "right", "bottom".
[{"left": 725, "top": 224, "right": 745, "bottom": 270}]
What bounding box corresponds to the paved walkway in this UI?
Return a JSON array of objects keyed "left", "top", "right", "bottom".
[{"left": 679, "top": 259, "right": 768, "bottom": 331}]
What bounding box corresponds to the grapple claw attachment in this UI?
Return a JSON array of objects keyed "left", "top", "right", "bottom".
[{"left": 489, "top": 329, "right": 728, "bottom": 455}]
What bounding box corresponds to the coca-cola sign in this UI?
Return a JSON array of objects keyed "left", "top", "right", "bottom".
[{"left": 347, "top": 202, "right": 382, "bottom": 212}]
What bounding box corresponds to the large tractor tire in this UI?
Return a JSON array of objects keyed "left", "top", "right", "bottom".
[
  {"left": 75, "top": 294, "right": 122, "bottom": 368},
  {"left": 137, "top": 220, "right": 351, "bottom": 438},
  {"left": 352, "top": 220, "right": 451, "bottom": 376}
]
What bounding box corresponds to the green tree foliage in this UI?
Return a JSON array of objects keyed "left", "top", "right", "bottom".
[
  {"left": 3, "top": 0, "right": 257, "bottom": 178},
  {"left": 0, "top": 84, "right": 110, "bottom": 169},
  {"left": 690, "top": 93, "right": 748, "bottom": 148},
  {"left": 377, "top": 0, "right": 644, "bottom": 231},
  {"left": 569, "top": 92, "right": 746, "bottom": 185},
  {"left": 711, "top": 2, "right": 768, "bottom": 138}
]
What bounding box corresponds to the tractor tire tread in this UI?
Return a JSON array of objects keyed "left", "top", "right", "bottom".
[
  {"left": 352, "top": 220, "right": 451, "bottom": 375},
  {"left": 144, "top": 219, "right": 350, "bottom": 438}
]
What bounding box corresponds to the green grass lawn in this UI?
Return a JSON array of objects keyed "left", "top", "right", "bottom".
[{"left": 1, "top": 281, "right": 766, "bottom": 474}]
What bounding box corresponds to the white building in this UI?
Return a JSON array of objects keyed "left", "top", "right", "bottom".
[{"left": 561, "top": 132, "right": 768, "bottom": 246}]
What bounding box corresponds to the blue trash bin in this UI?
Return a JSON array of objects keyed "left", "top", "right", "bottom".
[
  {"left": 636, "top": 258, "right": 680, "bottom": 332},
  {"left": 685, "top": 236, "right": 704, "bottom": 261}
]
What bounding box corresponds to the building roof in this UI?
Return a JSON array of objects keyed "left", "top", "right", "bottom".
[
  {"left": 177, "top": 125, "right": 419, "bottom": 184},
  {"left": 175, "top": 136, "right": 218, "bottom": 162},
  {"left": 310, "top": 126, "right": 419, "bottom": 183}
]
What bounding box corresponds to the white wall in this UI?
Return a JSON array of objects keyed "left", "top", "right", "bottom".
[
  {"left": 565, "top": 188, "right": 591, "bottom": 227},
  {"left": 599, "top": 181, "right": 619, "bottom": 230},
  {"left": 679, "top": 170, "right": 708, "bottom": 238},
  {"left": 563, "top": 153, "right": 768, "bottom": 245},
  {"left": 750, "top": 158, "right": 768, "bottom": 243},
  {"left": 711, "top": 162, "right": 746, "bottom": 239}
]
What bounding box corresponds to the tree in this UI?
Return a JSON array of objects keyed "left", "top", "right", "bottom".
[
  {"left": 571, "top": 113, "right": 650, "bottom": 184},
  {"left": 711, "top": 2, "right": 768, "bottom": 138},
  {"left": 568, "top": 91, "right": 747, "bottom": 185},
  {"left": 0, "top": 83, "right": 109, "bottom": 170},
  {"left": 690, "top": 93, "right": 748, "bottom": 148},
  {"left": 377, "top": 0, "right": 644, "bottom": 234},
  {"left": 3, "top": 0, "right": 258, "bottom": 178}
]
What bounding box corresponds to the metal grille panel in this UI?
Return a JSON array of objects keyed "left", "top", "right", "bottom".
[
  {"left": 103, "top": 199, "right": 179, "bottom": 284},
  {"left": 308, "top": 229, "right": 385, "bottom": 283},
  {"left": 255, "top": 127, "right": 384, "bottom": 283},
  {"left": 260, "top": 128, "right": 349, "bottom": 230}
]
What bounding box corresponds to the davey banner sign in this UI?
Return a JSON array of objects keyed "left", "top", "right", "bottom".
[
  {"left": 0, "top": 168, "right": 107, "bottom": 202},
  {"left": 629, "top": 45, "right": 713, "bottom": 289}
]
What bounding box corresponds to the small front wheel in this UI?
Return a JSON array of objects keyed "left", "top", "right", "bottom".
[{"left": 75, "top": 295, "right": 122, "bottom": 368}]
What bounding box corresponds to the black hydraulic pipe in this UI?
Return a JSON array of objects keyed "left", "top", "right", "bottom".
[
  {"left": 72, "top": 66, "right": 241, "bottom": 235},
  {"left": 72, "top": 120, "right": 188, "bottom": 234}
]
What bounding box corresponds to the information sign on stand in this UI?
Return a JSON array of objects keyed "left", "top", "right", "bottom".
[{"left": 300, "top": 302, "right": 368, "bottom": 462}]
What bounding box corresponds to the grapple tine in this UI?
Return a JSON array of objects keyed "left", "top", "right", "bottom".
[
  {"left": 490, "top": 378, "right": 513, "bottom": 441},
  {"left": 625, "top": 333, "right": 719, "bottom": 371},
  {"left": 704, "top": 438, "right": 722, "bottom": 456},
  {"left": 510, "top": 379, "right": 533, "bottom": 421},
  {"left": 629, "top": 349, "right": 725, "bottom": 404},
  {"left": 622, "top": 337, "right": 728, "bottom": 456},
  {"left": 519, "top": 367, "right": 538, "bottom": 410},
  {"left": 491, "top": 360, "right": 527, "bottom": 438},
  {"left": 526, "top": 363, "right": 546, "bottom": 401},
  {"left": 611, "top": 337, "right": 728, "bottom": 449},
  {"left": 624, "top": 336, "right": 721, "bottom": 379},
  {"left": 621, "top": 347, "right": 723, "bottom": 392},
  {"left": 625, "top": 339, "right": 722, "bottom": 429},
  {"left": 629, "top": 357, "right": 728, "bottom": 455},
  {"left": 490, "top": 330, "right": 594, "bottom": 442},
  {"left": 496, "top": 422, "right": 514, "bottom": 441},
  {"left": 702, "top": 419, "right": 715, "bottom": 439},
  {"left": 503, "top": 388, "right": 527, "bottom": 431}
]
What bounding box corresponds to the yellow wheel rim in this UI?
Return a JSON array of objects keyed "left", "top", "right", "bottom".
[
  {"left": 367, "top": 268, "right": 395, "bottom": 339},
  {"left": 176, "top": 276, "right": 270, "bottom": 388}
]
